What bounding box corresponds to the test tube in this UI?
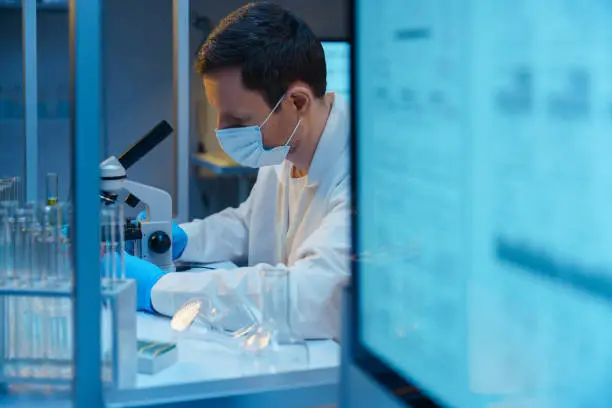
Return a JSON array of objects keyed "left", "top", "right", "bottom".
[
  {"left": 2, "top": 201, "right": 16, "bottom": 374},
  {"left": 46, "top": 173, "right": 58, "bottom": 206},
  {"left": 39, "top": 203, "right": 70, "bottom": 375},
  {"left": 110, "top": 207, "right": 118, "bottom": 282},
  {"left": 56, "top": 203, "right": 73, "bottom": 285},
  {"left": 0, "top": 178, "right": 10, "bottom": 202},
  {"left": 40, "top": 205, "right": 56, "bottom": 355},
  {"left": 0, "top": 207, "right": 7, "bottom": 373},
  {"left": 4, "top": 202, "right": 17, "bottom": 281},
  {"left": 0, "top": 207, "right": 7, "bottom": 284},
  {"left": 118, "top": 205, "right": 126, "bottom": 280},
  {"left": 101, "top": 208, "right": 111, "bottom": 285},
  {"left": 58, "top": 203, "right": 74, "bottom": 374},
  {"left": 14, "top": 208, "right": 33, "bottom": 287},
  {"left": 27, "top": 207, "right": 45, "bottom": 372},
  {"left": 101, "top": 205, "right": 122, "bottom": 285},
  {"left": 34, "top": 203, "right": 61, "bottom": 377},
  {"left": 13, "top": 208, "right": 32, "bottom": 375},
  {"left": 38, "top": 206, "right": 58, "bottom": 285},
  {"left": 11, "top": 177, "right": 22, "bottom": 205}
]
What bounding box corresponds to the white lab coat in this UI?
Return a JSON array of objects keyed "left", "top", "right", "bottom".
[{"left": 151, "top": 95, "right": 351, "bottom": 339}]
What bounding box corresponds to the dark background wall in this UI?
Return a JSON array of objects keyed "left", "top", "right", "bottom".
[{"left": 0, "top": 0, "right": 348, "bottom": 216}]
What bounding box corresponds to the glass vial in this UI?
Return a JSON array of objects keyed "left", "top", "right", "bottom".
[{"left": 46, "top": 173, "right": 58, "bottom": 206}]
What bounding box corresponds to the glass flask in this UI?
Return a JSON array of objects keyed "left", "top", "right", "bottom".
[
  {"left": 170, "top": 292, "right": 260, "bottom": 348},
  {"left": 240, "top": 265, "right": 310, "bottom": 375}
]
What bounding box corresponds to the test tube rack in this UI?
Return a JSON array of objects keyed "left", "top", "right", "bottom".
[{"left": 0, "top": 279, "right": 137, "bottom": 391}]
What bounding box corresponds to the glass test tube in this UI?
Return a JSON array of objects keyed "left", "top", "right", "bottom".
[
  {"left": 55, "top": 203, "right": 71, "bottom": 375},
  {"left": 13, "top": 208, "right": 30, "bottom": 375},
  {"left": 0, "top": 208, "right": 7, "bottom": 284},
  {"left": 11, "top": 177, "right": 22, "bottom": 205},
  {"left": 56, "top": 203, "right": 72, "bottom": 285},
  {"left": 101, "top": 208, "right": 111, "bottom": 285},
  {"left": 38, "top": 205, "right": 59, "bottom": 371},
  {"left": 0, "top": 207, "right": 8, "bottom": 373},
  {"left": 101, "top": 205, "right": 124, "bottom": 285},
  {"left": 46, "top": 173, "right": 58, "bottom": 206},
  {"left": 0, "top": 178, "right": 10, "bottom": 202},
  {"left": 22, "top": 207, "right": 38, "bottom": 376},
  {"left": 39, "top": 206, "right": 58, "bottom": 285},
  {"left": 118, "top": 205, "right": 125, "bottom": 280},
  {"left": 36, "top": 202, "right": 71, "bottom": 378},
  {"left": 110, "top": 207, "right": 118, "bottom": 282},
  {"left": 25, "top": 205, "right": 45, "bottom": 373},
  {"left": 2, "top": 201, "right": 16, "bottom": 375},
  {"left": 0, "top": 178, "right": 10, "bottom": 203},
  {"left": 15, "top": 208, "right": 34, "bottom": 287},
  {"left": 4, "top": 202, "right": 17, "bottom": 281}
]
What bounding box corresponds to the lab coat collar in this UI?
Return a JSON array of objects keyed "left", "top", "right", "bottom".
[{"left": 280, "top": 93, "right": 350, "bottom": 187}]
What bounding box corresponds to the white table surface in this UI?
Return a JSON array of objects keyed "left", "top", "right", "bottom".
[
  {"left": 134, "top": 312, "right": 341, "bottom": 388},
  {"left": 134, "top": 261, "right": 340, "bottom": 387}
]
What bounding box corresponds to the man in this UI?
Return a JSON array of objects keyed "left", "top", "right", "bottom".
[{"left": 122, "top": 2, "right": 350, "bottom": 339}]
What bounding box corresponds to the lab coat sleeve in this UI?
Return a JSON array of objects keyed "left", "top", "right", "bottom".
[
  {"left": 285, "top": 182, "right": 351, "bottom": 339},
  {"left": 178, "top": 189, "right": 252, "bottom": 264},
  {"left": 151, "top": 178, "right": 351, "bottom": 340}
]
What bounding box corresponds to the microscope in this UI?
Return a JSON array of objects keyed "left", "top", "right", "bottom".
[{"left": 100, "top": 121, "right": 175, "bottom": 271}]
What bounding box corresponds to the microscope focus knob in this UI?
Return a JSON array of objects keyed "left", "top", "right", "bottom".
[{"left": 148, "top": 231, "right": 172, "bottom": 254}]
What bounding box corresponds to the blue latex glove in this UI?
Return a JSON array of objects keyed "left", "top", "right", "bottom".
[
  {"left": 125, "top": 212, "right": 188, "bottom": 260},
  {"left": 101, "top": 252, "right": 167, "bottom": 313},
  {"left": 172, "top": 222, "right": 188, "bottom": 259}
]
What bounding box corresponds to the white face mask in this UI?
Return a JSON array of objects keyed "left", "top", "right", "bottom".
[{"left": 215, "top": 95, "right": 302, "bottom": 168}]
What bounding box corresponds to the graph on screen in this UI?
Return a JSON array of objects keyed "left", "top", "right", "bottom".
[{"left": 355, "top": 0, "right": 612, "bottom": 406}]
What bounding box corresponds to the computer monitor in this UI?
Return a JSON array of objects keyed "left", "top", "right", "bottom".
[
  {"left": 322, "top": 40, "right": 350, "bottom": 104},
  {"left": 351, "top": 1, "right": 612, "bottom": 407}
]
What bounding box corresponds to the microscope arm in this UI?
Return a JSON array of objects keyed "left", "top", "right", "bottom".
[{"left": 122, "top": 179, "right": 172, "bottom": 223}]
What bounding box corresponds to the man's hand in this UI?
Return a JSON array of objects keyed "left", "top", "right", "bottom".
[
  {"left": 171, "top": 222, "right": 188, "bottom": 259},
  {"left": 101, "top": 252, "right": 167, "bottom": 312}
]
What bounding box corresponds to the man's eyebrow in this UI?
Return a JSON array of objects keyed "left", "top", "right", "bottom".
[{"left": 222, "top": 113, "right": 251, "bottom": 124}]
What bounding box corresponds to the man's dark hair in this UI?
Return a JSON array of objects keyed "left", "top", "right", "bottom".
[{"left": 196, "top": 2, "right": 327, "bottom": 108}]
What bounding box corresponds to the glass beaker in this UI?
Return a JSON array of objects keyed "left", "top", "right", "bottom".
[{"left": 240, "top": 265, "right": 310, "bottom": 375}]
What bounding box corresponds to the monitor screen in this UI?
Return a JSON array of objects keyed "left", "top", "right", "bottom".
[
  {"left": 322, "top": 41, "right": 350, "bottom": 103},
  {"left": 353, "top": 0, "right": 612, "bottom": 407}
]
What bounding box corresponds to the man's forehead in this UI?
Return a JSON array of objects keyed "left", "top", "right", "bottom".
[{"left": 203, "top": 69, "right": 262, "bottom": 110}]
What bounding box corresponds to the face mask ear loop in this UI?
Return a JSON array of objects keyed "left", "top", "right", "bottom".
[
  {"left": 284, "top": 118, "right": 302, "bottom": 147},
  {"left": 260, "top": 93, "right": 286, "bottom": 129}
]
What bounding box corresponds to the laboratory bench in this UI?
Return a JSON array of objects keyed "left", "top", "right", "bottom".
[
  {"left": 105, "top": 313, "right": 340, "bottom": 407},
  {"left": 0, "top": 313, "right": 340, "bottom": 408},
  {"left": 0, "top": 263, "right": 341, "bottom": 408}
]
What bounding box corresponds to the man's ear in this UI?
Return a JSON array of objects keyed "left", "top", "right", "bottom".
[{"left": 285, "top": 85, "right": 312, "bottom": 114}]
